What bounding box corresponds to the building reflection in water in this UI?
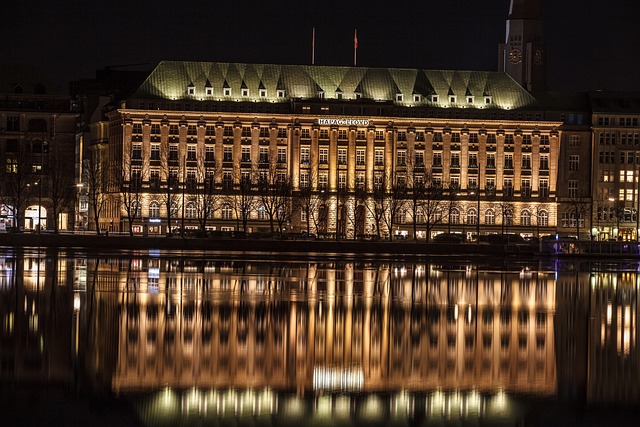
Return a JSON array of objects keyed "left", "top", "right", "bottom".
[{"left": 1, "top": 251, "right": 640, "bottom": 424}]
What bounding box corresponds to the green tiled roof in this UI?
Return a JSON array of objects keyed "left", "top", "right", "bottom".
[{"left": 131, "top": 60, "right": 537, "bottom": 110}]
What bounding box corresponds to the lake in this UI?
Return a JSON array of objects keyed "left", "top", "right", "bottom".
[{"left": 1, "top": 248, "right": 639, "bottom": 426}]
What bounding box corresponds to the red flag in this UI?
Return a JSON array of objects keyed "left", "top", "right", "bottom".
[{"left": 354, "top": 29, "right": 358, "bottom": 49}]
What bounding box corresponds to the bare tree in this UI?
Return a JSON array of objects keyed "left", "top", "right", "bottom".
[
  {"left": 344, "top": 186, "right": 367, "bottom": 240},
  {"left": 420, "top": 176, "right": 445, "bottom": 242},
  {"left": 85, "top": 149, "right": 108, "bottom": 235},
  {"left": 258, "top": 162, "right": 291, "bottom": 235},
  {"left": 194, "top": 161, "right": 221, "bottom": 233},
  {"left": 562, "top": 197, "right": 592, "bottom": 240},
  {"left": 226, "top": 170, "right": 257, "bottom": 233},
  {"left": 444, "top": 183, "right": 460, "bottom": 233},
  {"left": 380, "top": 173, "right": 407, "bottom": 240},
  {"left": 47, "top": 143, "right": 75, "bottom": 232},
  {"left": 406, "top": 162, "right": 426, "bottom": 240},
  {"left": 497, "top": 199, "right": 515, "bottom": 234},
  {"left": 0, "top": 147, "right": 34, "bottom": 231},
  {"left": 120, "top": 155, "right": 143, "bottom": 236},
  {"left": 367, "top": 179, "right": 387, "bottom": 239}
]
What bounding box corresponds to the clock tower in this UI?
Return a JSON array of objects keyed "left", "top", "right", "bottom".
[{"left": 498, "top": 0, "right": 546, "bottom": 92}]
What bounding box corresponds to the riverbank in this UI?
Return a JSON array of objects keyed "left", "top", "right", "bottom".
[{"left": 0, "top": 231, "right": 534, "bottom": 257}]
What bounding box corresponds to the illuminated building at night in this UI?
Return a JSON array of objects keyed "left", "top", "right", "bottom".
[{"left": 93, "top": 61, "right": 564, "bottom": 239}]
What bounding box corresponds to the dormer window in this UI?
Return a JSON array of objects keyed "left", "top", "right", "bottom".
[
  {"left": 223, "top": 88, "right": 231, "bottom": 97},
  {"left": 449, "top": 95, "right": 457, "bottom": 103},
  {"left": 484, "top": 96, "right": 492, "bottom": 104},
  {"left": 260, "top": 89, "right": 267, "bottom": 97},
  {"left": 205, "top": 87, "right": 213, "bottom": 96},
  {"left": 318, "top": 91, "right": 325, "bottom": 99},
  {"left": 277, "top": 89, "right": 285, "bottom": 98},
  {"left": 335, "top": 91, "right": 343, "bottom": 99},
  {"left": 242, "top": 88, "right": 249, "bottom": 97},
  {"left": 431, "top": 95, "right": 439, "bottom": 103},
  {"left": 396, "top": 93, "right": 404, "bottom": 102},
  {"left": 413, "top": 94, "right": 421, "bottom": 103},
  {"left": 354, "top": 92, "right": 362, "bottom": 99},
  {"left": 467, "top": 96, "right": 474, "bottom": 104},
  {"left": 187, "top": 84, "right": 195, "bottom": 95}
]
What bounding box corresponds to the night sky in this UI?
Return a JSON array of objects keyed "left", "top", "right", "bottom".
[{"left": 2, "top": 0, "right": 639, "bottom": 92}]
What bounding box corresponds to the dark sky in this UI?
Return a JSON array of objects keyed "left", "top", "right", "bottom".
[{"left": 2, "top": 0, "right": 639, "bottom": 91}]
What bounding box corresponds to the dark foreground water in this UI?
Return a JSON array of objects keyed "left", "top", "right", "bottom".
[{"left": 1, "top": 248, "right": 640, "bottom": 426}]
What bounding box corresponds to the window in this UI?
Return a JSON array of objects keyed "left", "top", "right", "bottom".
[
  {"left": 568, "top": 180, "right": 578, "bottom": 198},
  {"left": 521, "top": 179, "right": 531, "bottom": 197},
  {"left": 450, "top": 208, "right": 460, "bottom": 224},
  {"left": 206, "top": 87, "right": 213, "bottom": 96},
  {"left": 338, "top": 148, "right": 347, "bottom": 165},
  {"left": 469, "top": 133, "right": 479, "bottom": 143},
  {"left": 375, "top": 130, "right": 384, "bottom": 141},
  {"left": 132, "top": 123, "right": 142, "bottom": 134},
  {"left": 320, "top": 129, "right": 329, "bottom": 139},
  {"left": 319, "top": 148, "right": 328, "bottom": 164},
  {"left": 205, "top": 145, "right": 215, "bottom": 162},
  {"left": 151, "top": 124, "right": 160, "bottom": 134},
  {"left": 449, "top": 95, "right": 457, "bottom": 103},
  {"left": 300, "top": 147, "right": 310, "bottom": 164},
  {"left": 151, "top": 144, "right": 160, "bottom": 160},
  {"left": 187, "top": 125, "right": 197, "bottom": 136},
  {"left": 169, "top": 145, "right": 178, "bottom": 161},
  {"left": 187, "top": 145, "right": 196, "bottom": 161},
  {"left": 242, "top": 88, "right": 249, "bottom": 97},
  {"left": 186, "top": 201, "right": 196, "bottom": 218},
  {"left": 538, "top": 210, "right": 549, "bottom": 227},
  {"left": 521, "top": 210, "right": 531, "bottom": 226},
  {"left": 222, "top": 172, "right": 233, "bottom": 188},
  {"left": 356, "top": 149, "right": 365, "bottom": 165},
  {"left": 338, "top": 129, "right": 347, "bottom": 139},
  {"left": 223, "top": 146, "right": 233, "bottom": 162},
  {"left": 569, "top": 155, "right": 579, "bottom": 171},
  {"left": 522, "top": 154, "right": 531, "bottom": 169},
  {"left": 318, "top": 172, "right": 328, "bottom": 189},
  {"left": 241, "top": 147, "right": 251, "bottom": 162},
  {"left": 467, "top": 208, "right": 477, "bottom": 225},
  {"left": 222, "top": 205, "right": 233, "bottom": 219},
  {"left": 223, "top": 88, "right": 231, "bottom": 97},
  {"left": 451, "top": 132, "right": 461, "bottom": 143},
  {"left": 450, "top": 152, "right": 460, "bottom": 167},
  {"left": 504, "top": 178, "right": 513, "bottom": 196},
  {"left": 433, "top": 132, "right": 443, "bottom": 142},
  {"left": 433, "top": 152, "right": 442, "bottom": 167},
  {"left": 277, "top": 89, "right": 285, "bottom": 98},
  {"left": 539, "top": 179, "right": 549, "bottom": 198},
  {"left": 150, "top": 170, "right": 160, "bottom": 188},
  {"left": 396, "top": 93, "right": 404, "bottom": 102},
  {"left": 277, "top": 128, "right": 287, "bottom": 138},
  {"left": 540, "top": 135, "right": 549, "bottom": 145},
  {"left": 300, "top": 172, "right": 309, "bottom": 188},
  {"left": 132, "top": 144, "right": 142, "bottom": 160},
  {"left": 241, "top": 127, "right": 251, "bottom": 137},
  {"left": 277, "top": 147, "right": 286, "bottom": 163},
  {"left": 570, "top": 135, "right": 580, "bottom": 146},
  {"left": 149, "top": 201, "right": 160, "bottom": 218},
  {"left": 468, "top": 153, "right": 478, "bottom": 168},
  {"left": 487, "top": 134, "right": 496, "bottom": 144},
  {"left": 301, "top": 128, "right": 310, "bottom": 138},
  {"left": 431, "top": 95, "right": 439, "bottom": 103},
  {"left": 338, "top": 172, "right": 346, "bottom": 189},
  {"left": 397, "top": 150, "right": 406, "bottom": 166},
  {"left": 467, "top": 96, "right": 474, "bottom": 104},
  {"left": 259, "top": 147, "right": 269, "bottom": 163},
  {"left": 169, "top": 124, "right": 179, "bottom": 135},
  {"left": 540, "top": 155, "right": 549, "bottom": 170},
  {"left": 504, "top": 154, "right": 513, "bottom": 169},
  {"left": 375, "top": 149, "right": 384, "bottom": 166},
  {"left": 205, "top": 126, "right": 216, "bottom": 136},
  {"left": 356, "top": 172, "right": 365, "bottom": 189},
  {"left": 414, "top": 94, "right": 421, "bottom": 102},
  {"left": 485, "top": 209, "right": 495, "bottom": 225},
  {"left": 484, "top": 96, "right": 492, "bottom": 104},
  {"left": 415, "top": 151, "right": 424, "bottom": 166},
  {"left": 486, "top": 153, "right": 495, "bottom": 168}
]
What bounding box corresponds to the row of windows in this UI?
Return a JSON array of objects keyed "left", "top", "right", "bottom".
[
  {"left": 599, "top": 132, "right": 640, "bottom": 145},
  {"left": 597, "top": 116, "right": 639, "bottom": 127},
  {"left": 186, "top": 84, "right": 286, "bottom": 99},
  {"left": 129, "top": 122, "right": 552, "bottom": 144}
]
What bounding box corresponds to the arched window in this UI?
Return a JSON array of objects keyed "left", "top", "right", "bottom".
[
  {"left": 485, "top": 209, "right": 495, "bottom": 225},
  {"left": 520, "top": 209, "right": 531, "bottom": 226},
  {"left": 222, "top": 205, "right": 233, "bottom": 220},
  {"left": 467, "top": 208, "right": 477, "bottom": 225},
  {"left": 450, "top": 208, "right": 460, "bottom": 224},
  {"left": 538, "top": 210, "right": 549, "bottom": 227},
  {"left": 149, "top": 201, "right": 160, "bottom": 218},
  {"left": 186, "top": 201, "right": 196, "bottom": 219}
]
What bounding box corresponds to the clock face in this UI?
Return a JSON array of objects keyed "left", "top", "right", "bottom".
[
  {"left": 509, "top": 48, "right": 522, "bottom": 64},
  {"left": 534, "top": 49, "right": 543, "bottom": 65}
]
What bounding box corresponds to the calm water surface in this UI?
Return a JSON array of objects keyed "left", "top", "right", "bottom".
[{"left": 1, "top": 248, "right": 639, "bottom": 426}]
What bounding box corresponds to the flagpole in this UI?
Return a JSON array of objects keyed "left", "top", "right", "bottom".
[
  {"left": 353, "top": 29, "right": 357, "bottom": 66},
  {"left": 312, "top": 27, "right": 315, "bottom": 65}
]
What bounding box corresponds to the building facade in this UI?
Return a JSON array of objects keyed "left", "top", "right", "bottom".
[
  {"left": 0, "top": 64, "right": 77, "bottom": 232},
  {"left": 94, "top": 61, "right": 563, "bottom": 239}
]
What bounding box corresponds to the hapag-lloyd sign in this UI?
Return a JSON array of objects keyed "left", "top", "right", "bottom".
[{"left": 317, "top": 118, "right": 370, "bottom": 126}]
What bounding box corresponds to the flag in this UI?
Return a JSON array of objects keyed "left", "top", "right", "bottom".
[{"left": 354, "top": 29, "right": 358, "bottom": 49}]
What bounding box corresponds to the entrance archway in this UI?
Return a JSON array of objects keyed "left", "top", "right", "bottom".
[{"left": 25, "top": 205, "right": 47, "bottom": 231}]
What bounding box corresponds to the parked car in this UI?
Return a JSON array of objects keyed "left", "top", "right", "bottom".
[{"left": 433, "top": 233, "right": 466, "bottom": 243}]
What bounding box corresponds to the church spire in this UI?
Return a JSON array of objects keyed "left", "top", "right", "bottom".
[{"left": 498, "top": 0, "right": 546, "bottom": 92}]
